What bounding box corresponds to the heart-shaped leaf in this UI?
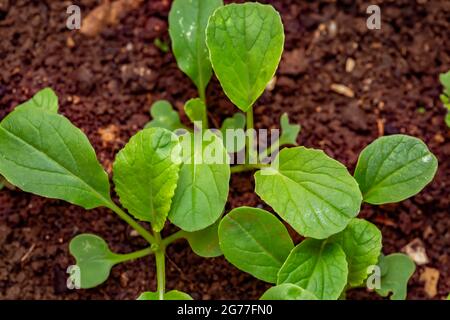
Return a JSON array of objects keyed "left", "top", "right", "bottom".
[
  {"left": 113, "top": 128, "right": 181, "bottom": 232},
  {"left": 0, "top": 107, "right": 111, "bottom": 209},
  {"left": 330, "top": 218, "right": 382, "bottom": 287},
  {"left": 255, "top": 147, "right": 362, "bottom": 239},
  {"left": 220, "top": 113, "right": 246, "bottom": 153},
  {"left": 354, "top": 135, "right": 438, "bottom": 205},
  {"left": 206, "top": 3, "right": 284, "bottom": 111},
  {"left": 375, "top": 253, "right": 416, "bottom": 300},
  {"left": 185, "top": 218, "right": 222, "bottom": 258},
  {"left": 69, "top": 234, "right": 120, "bottom": 289},
  {"left": 137, "top": 290, "right": 193, "bottom": 300},
  {"left": 184, "top": 98, "right": 207, "bottom": 128},
  {"left": 260, "top": 284, "right": 318, "bottom": 300},
  {"left": 169, "top": 0, "right": 223, "bottom": 97},
  {"left": 169, "top": 131, "right": 230, "bottom": 232},
  {"left": 219, "top": 207, "right": 294, "bottom": 283},
  {"left": 277, "top": 239, "right": 348, "bottom": 300},
  {"left": 16, "top": 87, "right": 59, "bottom": 113},
  {"left": 145, "top": 100, "right": 185, "bottom": 132}
]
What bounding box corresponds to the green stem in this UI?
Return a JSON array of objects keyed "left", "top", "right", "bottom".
[
  {"left": 198, "top": 88, "right": 209, "bottom": 129},
  {"left": 107, "top": 203, "right": 155, "bottom": 244},
  {"left": 246, "top": 108, "right": 255, "bottom": 164},
  {"left": 115, "top": 247, "right": 154, "bottom": 263},
  {"left": 154, "top": 233, "right": 166, "bottom": 300},
  {"left": 230, "top": 163, "right": 269, "bottom": 174},
  {"left": 162, "top": 230, "right": 187, "bottom": 247}
]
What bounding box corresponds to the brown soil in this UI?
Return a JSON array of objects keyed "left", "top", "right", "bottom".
[{"left": 0, "top": 0, "right": 449, "bottom": 300}]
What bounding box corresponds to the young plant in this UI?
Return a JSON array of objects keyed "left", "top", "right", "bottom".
[
  {"left": 0, "top": 87, "right": 229, "bottom": 299},
  {"left": 439, "top": 70, "right": 450, "bottom": 127},
  {"left": 0, "top": 1, "right": 439, "bottom": 301}
]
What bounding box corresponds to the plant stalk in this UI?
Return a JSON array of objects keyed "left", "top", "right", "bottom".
[
  {"left": 154, "top": 233, "right": 166, "bottom": 300},
  {"left": 115, "top": 247, "right": 154, "bottom": 263},
  {"left": 107, "top": 203, "right": 156, "bottom": 244},
  {"left": 246, "top": 108, "right": 255, "bottom": 164}
]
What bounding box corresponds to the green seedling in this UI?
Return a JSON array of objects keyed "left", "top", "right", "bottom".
[
  {"left": 439, "top": 70, "right": 450, "bottom": 127},
  {"left": 0, "top": 88, "right": 229, "bottom": 299},
  {"left": 0, "top": 2, "right": 439, "bottom": 301}
]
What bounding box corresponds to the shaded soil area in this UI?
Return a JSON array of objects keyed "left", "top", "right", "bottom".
[{"left": 0, "top": 0, "right": 449, "bottom": 300}]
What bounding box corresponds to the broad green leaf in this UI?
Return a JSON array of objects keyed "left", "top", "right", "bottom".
[
  {"left": 440, "top": 71, "right": 450, "bottom": 96},
  {"left": 206, "top": 3, "right": 284, "bottom": 111},
  {"left": 375, "top": 253, "right": 416, "bottom": 300},
  {"left": 0, "top": 107, "right": 111, "bottom": 209},
  {"left": 330, "top": 218, "right": 382, "bottom": 287},
  {"left": 255, "top": 147, "right": 362, "bottom": 239},
  {"left": 169, "top": 131, "right": 230, "bottom": 232},
  {"left": 16, "top": 87, "right": 59, "bottom": 113},
  {"left": 220, "top": 113, "right": 246, "bottom": 153},
  {"left": 113, "top": 128, "right": 181, "bottom": 232},
  {"left": 145, "top": 100, "right": 185, "bottom": 132},
  {"left": 277, "top": 239, "right": 348, "bottom": 300},
  {"left": 169, "top": 0, "right": 223, "bottom": 95},
  {"left": 354, "top": 135, "right": 438, "bottom": 205},
  {"left": 219, "top": 207, "right": 294, "bottom": 283},
  {"left": 0, "top": 178, "right": 3, "bottom": 191},
  {"left": 185, "top": 219, "right": 222, "bottom": 258},
  {"left": 69, "top": 234, "right": 119, "bottom": 289},
  {"left": 184, "top": 98, "right": 207, "bottom": 127},
  {"left": 260, "top": 284, "right": 318, "bottom": 300},
  {"left": 137, "top": 290, "right": 193, "bottom": 300},
  {"left": 278, "top": 113, "right": 300, "bottom": 146}
]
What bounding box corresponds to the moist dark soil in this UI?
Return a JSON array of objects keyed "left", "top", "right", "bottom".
[{"left": 0, "top": 0, "right": 449, "bottom": 300}]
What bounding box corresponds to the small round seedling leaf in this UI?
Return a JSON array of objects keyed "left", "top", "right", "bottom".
[
  {"left": 260, "top": 284, "right": 318, "bottom": 300},
  {"left": 354, "top": 135, "right": 438, "bottom": 205},
  {"left": 185, "top": 219, "right": 222, "bottom": 258},
  {"left": 277, "top": 239, "right": 348, "bottom": 300},
  {"left": 113, "top": 128, "right": 181, "bottom": 232},
  {"left": 69, "top": 234, "right": 119, "bottom": 289},
  {"left": 184, "top": 98, "right": 207, "bottom": 128},
  {"left": 220, "top": 113, "right": 246, "bottom": 153},
  {"left": 169, "top": 0, "right": 223, "bottom": 95},
  {"left": 145, "top": 100, "right": 185, "bottom": 132},
  {"left": 375, "top": 253, "right": 416, "bottom": 300},
  {"left": 219, "top": 207, "right": 294, "bottom": 283},
  {"left": 330, "top": 218, "right": 382, "bottom": 287},
  {"left": 16, "top": 87, "right": 59, "bottom": 113},
  {"left": 169, "top": 131, "right": 230, "bottom": 232},
  {"left": 206, "top": 3, "right": 284, "bottom": 111},
  {"left": 255, "top": 147, "right": 362, "bottom": 239},
  {"left": 0, "top": 107, "right": 111, "bottom": 209},
  {"left": 137, "top": 290, "right": 193, "bottom": 300}
]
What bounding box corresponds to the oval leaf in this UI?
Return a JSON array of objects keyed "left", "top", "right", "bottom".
[
  {"left": 169, "top": 0, "right": 223, "bottom": 95},
  {"left": 375, "top": 253, "right": 416, "bottom": 300},
  {"left": 137, "top": 290, "right": 193, "bottom": 300},
  {"left": 185, "top": 219, "right": 222, "bottom": 258},
  {"left": 113, "top": 128, "right": 181, "bottom": 232},
  {"left": 17, "top": 87, "right": 59, "bottom": 113},
  {"left": 219, "top": 207, "right": 294, "bottom": 283},
  {"left": 169, "top": 131, "right": 230, "bottom": 232},
  {"left": 220, "top": 113, "right": 246, "bottom": 153},
  {"left": 184, "top": 98, "right": 207, "bottom": 128},
  {"left": 145, "top": 100, "right": 185, "bottom": 131},
  {"left": 0, "top": 107, "right": 111, "bottom": 209},
  {"left": 255, "top": 147, "right": 362, "bottom": 239},
  {"left": 69, "top": 234, "right": 118, "bottom": 289},
  {"left": 354, "top": 135, "right": 438, "bottom": 204},
  {"left": 277, "top": 239, "right": 348, "bottom": 300},
  {"left": 206, "top": 3, "right": 284, "bottom": 111},
  {"left": 260, "top": 284, "right": 318, "bottom": 300},
  {"left": 330, "top": 218, "right": 382, "bottom": 287}
]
